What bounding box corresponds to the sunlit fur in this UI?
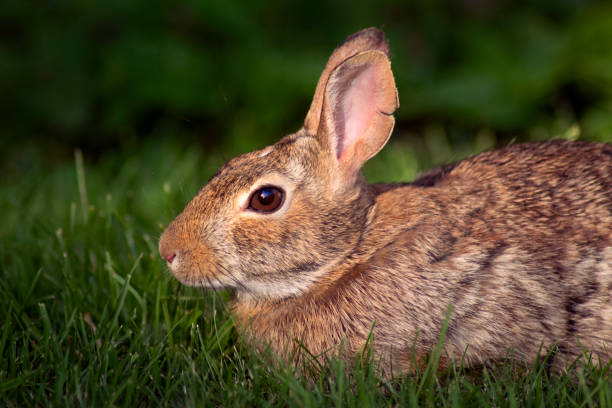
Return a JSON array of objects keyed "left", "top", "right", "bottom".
[{"left": 159, "top": 28, "right": 612, "bottom": 376}]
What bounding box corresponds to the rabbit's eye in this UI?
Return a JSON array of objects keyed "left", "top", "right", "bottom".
[{"left": 248, "top": 186, "right": 285, "bottom": 213}]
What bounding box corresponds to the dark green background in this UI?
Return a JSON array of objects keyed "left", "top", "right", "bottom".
[{"left": 3, "top": 0, "right": 612, "bottom": 169}]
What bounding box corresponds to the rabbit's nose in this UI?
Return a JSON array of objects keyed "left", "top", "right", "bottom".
[
  {"left": 163, "top": 252, "right": 176, "bottom": 263},
  {"left": 159, "top": 242, "right": 176, "bottom": 264},
  {"left": 158, "top": 234, "right": 177, "bottom": 265}
]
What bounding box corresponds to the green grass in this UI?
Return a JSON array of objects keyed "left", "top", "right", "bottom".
[{"left": 1, "top": 137, "right": 611, "bottom": 407}]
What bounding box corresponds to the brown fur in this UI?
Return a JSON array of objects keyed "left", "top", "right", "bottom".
[{"left": 159, "top": 28, "right": 612, "bottom": 376}]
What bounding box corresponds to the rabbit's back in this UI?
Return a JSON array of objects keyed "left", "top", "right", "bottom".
[
  {"left": 363, "top": 140, "right": 612, "bottom": 366},
  {"left": 410, "top": 140, "right": 611, "bottom": 250}
]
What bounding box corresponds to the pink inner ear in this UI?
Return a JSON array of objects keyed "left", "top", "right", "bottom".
[{"left": 337, "top": 66, "right": 379, "bottom": 160}]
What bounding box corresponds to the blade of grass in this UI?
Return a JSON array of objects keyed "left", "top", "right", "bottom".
[{"left": 74, "top": 149, "right": 88, "bottom": 224}]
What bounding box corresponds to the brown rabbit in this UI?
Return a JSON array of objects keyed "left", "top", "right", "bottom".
[{"left": 159, "top": 28, "right": 612, "bottom": 375}]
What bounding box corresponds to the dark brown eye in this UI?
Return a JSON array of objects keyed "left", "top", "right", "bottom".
[{"left": 248, "top": 186, "right": 285, "bottom": 213}]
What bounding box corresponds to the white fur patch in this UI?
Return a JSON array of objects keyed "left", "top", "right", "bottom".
[{"left": 237, "top": 258, "right": 344, "bottom": 301}]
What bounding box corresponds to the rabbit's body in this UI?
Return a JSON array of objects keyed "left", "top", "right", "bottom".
[
  {"left": 233, "top": 140, "right": 612, "bottom": 372},
  {"left": 159, "top": 28, "right": 612, "bottom": 374}
]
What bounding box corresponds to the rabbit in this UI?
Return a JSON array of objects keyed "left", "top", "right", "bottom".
[{"left": 159, "top": 28, "right": 612, "bottom": 375}]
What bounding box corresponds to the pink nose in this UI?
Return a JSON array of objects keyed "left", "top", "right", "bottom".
[
  {"left": 159, "top": 224, "right": 178, "bottom": 264},
  {"left": 164, "top": 252, "right": 176, "bottom": 263}
]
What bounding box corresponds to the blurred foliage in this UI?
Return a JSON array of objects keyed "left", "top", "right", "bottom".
[{"left": 2, "top": 0, "right": 612, "bottom": 165}]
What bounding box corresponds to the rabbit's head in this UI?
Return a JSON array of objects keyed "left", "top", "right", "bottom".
[{"left": 159, "top": 28, "right": 398, "bottom": 300}]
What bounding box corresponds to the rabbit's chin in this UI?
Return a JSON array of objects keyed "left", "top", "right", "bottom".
[
  {"left": 172, "top": 268, "right": 325, "bottom": 299},
  {"left": 169, "top": 251, "right": 345, "bottom": 300},
  {"left": 168, "top": 270, "right": 225, "bottom": 289},
  {"left": 167, "top": 260, "right": 244, "bottom": 290}
]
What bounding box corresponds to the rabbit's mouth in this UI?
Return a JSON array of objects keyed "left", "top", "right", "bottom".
[
  {"left": 159, "top": 225, "right": 238, "bottom": 289},
  {"left": 166, "top": 253, "right": 242, "bottom": 290}
]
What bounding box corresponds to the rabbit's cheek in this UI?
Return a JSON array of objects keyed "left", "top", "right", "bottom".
[{"left": 230, "top": 218, "right": 286, "bottom": 256}]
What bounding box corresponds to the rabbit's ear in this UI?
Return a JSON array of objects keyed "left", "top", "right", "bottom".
[
  {"left": 318, "top": 50, "right": 398, "bottom": 180},
  {"left": 304, "top": 28, "right": 390, "bottom": 135}
]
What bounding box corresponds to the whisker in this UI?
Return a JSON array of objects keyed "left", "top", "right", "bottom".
[{"left": 216, "top": 263, "right": 249, "bottom": 292}]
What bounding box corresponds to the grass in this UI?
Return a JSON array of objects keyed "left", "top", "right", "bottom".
[{"left": 1, "top": 136, "right": 611, "bottom": 407}]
